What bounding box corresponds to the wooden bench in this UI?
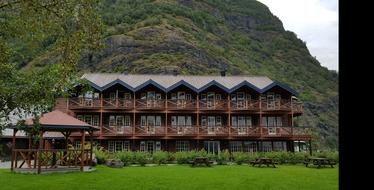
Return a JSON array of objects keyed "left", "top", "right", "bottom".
[
  {"left": 304, "top": 157, "right": 336, "bottom": 168},
  {"left": 250, "top": 158, "right": 277, "bottom": 168},
  {"left": 189, "top": 157, "right": 214, "bottom": 167}
]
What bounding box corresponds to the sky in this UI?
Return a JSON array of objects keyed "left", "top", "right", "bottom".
[{"left": 258, "top": 0, "right": 338, "bottom": 71}]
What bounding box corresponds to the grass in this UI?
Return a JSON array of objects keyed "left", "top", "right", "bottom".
[{"left": 0, "top": 164, "right": 338, "bottom": 190}]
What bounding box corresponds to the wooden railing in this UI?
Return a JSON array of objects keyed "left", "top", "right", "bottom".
[
  {"left": 260, "top": 126, "right": 311, "bottom": 137},
  {"left": 12, "top": 149, "right": 91, "bottom": 170},
  {"left": 199, "top": 126, "right": 229, "bottom": 136},
  {"left": 199, "top": 100, "right": 228, "bottom": 110},
  {"left": 230, "top": 100, "right": 260, "bottom": 111},
  {"left": 102, "top": 98, "right": 133, "bottom": 109},
  {"left": 102, "top": 125, "right": 132, "bottom": 136},
  {"left": 69, "top": 97, "right": 100, "bottom": 109},
  {"left": 167, "top": 126, "right": 198, "bottom": 136},
  {"left": 134, "top": 125, "right": 165, "bottom": 136},
  {"left": 230, "top": 127, "right": 260, "bottom": 136},
  {"left": 135, "top": 100, "right": 165, "bottom": 110},
  {"left": 167, "top": 100, "right": 197, "bottom": 110}
]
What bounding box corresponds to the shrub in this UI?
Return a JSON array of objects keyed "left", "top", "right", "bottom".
[
  {"left": 93, "top": 148, "right": 109, "bottom": 165},
  {"left": 133, "top": 151, "right": 150, "bottom": 166},
  {"left": 232, "top": 152, "right": 248, "bottom": 165},
  {"left": 174, "top": 151, "right": 191, "bottom": 164},
  {"left": 114, "top": 151, "right": 134, "bottom": 166},
  {"left": 152, "top": 151, "right": 169, "bottom": 165},
  {"left": 217, "top": 149, "right": 230, "bottom": 165}
]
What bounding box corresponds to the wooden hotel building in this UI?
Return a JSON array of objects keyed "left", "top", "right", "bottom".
[{"left": 54, "top": 73, "right": 311, "bottom": 154}]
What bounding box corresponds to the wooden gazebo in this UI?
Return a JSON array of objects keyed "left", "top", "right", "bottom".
[{"left": 9, "top": 110, "right": 99, "bottom": 174}]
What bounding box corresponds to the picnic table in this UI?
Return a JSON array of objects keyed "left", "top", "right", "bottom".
[
  {"left": 188, "top": 157, "right": 214, "bottom": 167},
  {"left": 304, "top": 157, "right": 336, "bottom": 168},
  {"left": 250, "top": 157, "right": 277, "bottom": 168}
]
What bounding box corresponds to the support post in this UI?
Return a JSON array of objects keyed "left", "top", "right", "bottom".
[
  {"left": 10, "top": 129, "right": 17, "bottom": 172},
  {"left": 80, "top": 130, "right": 86, "bottom": 172},
  {"left": 90, "top": 131, "right": 93, "bottom": 166},
  {"left": 309, "top": 139, "right": 312, "bottom": 156},
  {"left": 37, "top": 130, "right": 44, "bottom": 174}
]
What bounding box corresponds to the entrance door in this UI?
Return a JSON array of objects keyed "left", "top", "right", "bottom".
[{"left": 204, "top": 141, "right": 220, "bottom": 154}]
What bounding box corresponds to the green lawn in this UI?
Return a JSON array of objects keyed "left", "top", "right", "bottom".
[{"left": 0, "top": 165, "right": 338, "bottom": 190}]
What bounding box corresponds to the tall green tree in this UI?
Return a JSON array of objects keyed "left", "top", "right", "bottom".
[{"left": 0, "top": 0, "right": 104, "bottom": 132}]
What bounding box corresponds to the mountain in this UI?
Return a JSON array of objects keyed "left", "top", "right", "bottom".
[{"left": 25, "top": 0, "right": 339, "bottom": 149}]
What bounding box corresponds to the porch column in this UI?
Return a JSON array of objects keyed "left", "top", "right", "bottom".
[
  {"left": 80, "top": 129, "right": 86, "bottom": 172},
  {"left": 37, "top": 130, "right": 44, "bottom": 174},
  {"left": 90, "top": 130, "right": 93, "bottom": 166},
  {"left": 309, "top": 139, "right": 312, "bottom": 156},
  {"left": 10, "top": 129, "right": 17, "bottom": 172}
]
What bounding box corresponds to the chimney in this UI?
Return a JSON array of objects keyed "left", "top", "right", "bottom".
[{"left": 220, "top": 69, "right": 226, "bottom": 77}]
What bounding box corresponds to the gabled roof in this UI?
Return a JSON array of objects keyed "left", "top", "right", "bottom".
[
  {"left": 15, "top": 110, "right": 99, "bottom": 131},
  {"left": 261, "top": 81, "right": 298, "bottom": 96},
  {"left": 81, "top": 73, "right": 298, "bottom": 95}
]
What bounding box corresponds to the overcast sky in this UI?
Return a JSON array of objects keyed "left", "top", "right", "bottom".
[{"left": 258, "top": 0, "right": 338, "bottom": 71}]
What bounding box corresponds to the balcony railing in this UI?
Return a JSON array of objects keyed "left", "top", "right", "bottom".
[
  {"left": 199, "top": 100, "right": 228, "bottom": 110},
  {"left": 102, "top": 125, "right": 132, "bottom": 136},
  {"left": 199, "top": 126, "right": 229, "bottom": 136},
  {"left": 69, "top": 97, "right": 101, "bottom": 109},
  {"left": 67, "top": 98, "right": 303, "bottom": 112},
  {"left": 167, "top": 126, "right": 198, "bottom": 136},
  {"left": 103, "top": 98, "right": 133, "bottom": 109},
  {"left": 135, "top": 100, "right": 165, "bottom": 110},
  {"left": 167, "top": 100, "right": 197, "bottom": 110},
  {"left": 260, "top": 126, "right": 311, "bottom": 137},
  {"left": 135, "top": 125, "right": 165, "bottom": 136},
  {"left": 230, "top": 127, "right": 260, "bottom": 136},
  {"left": 230, "top": 100, "right": 260, "bottom": 111}
]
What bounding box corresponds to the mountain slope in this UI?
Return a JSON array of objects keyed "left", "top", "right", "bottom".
[{"left": 28, "top": 0, "right": 339, "bottom": 149}]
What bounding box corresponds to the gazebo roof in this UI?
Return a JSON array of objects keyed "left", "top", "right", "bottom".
[{"left": 11, "top": 110, "right": 98, "bottom": 131}]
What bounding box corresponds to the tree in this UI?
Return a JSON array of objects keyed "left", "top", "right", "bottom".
[{"left": 0, "top": 0, "right": 104, "bottom": 133}]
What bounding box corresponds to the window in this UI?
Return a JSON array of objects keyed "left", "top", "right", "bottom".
[
  {"left": 93, "top": 115, "right": 99, "bottom": 126},
  {"left": 230, "top": 141, "right": 243, "bottom": 152},
  {"left": 147, "top": 91, "right": 155, "bottom": 100},
  {"left": 207, "top": 116, "right": 215, "bottom": 127},
  {"left": 109, "top": 115, "right": 116, "bottom": 126},
  {"left": 176, "top": 141, "right": 189, "bottom": 152},
  {"left": 156, "top": 93, "right": 162, "bottom": 100},
  {"left": 246, "top": 94, "right": 251, "bottom": 101},
  {"left": 231, "top": 94, "right": 236, "bottom": 101},
  {"left": 246, "top": 116, "right": 252, "bottom": 127},
  {"left": 116, "top": 116, "right": 124, "bottom": 126},
  {"left": 201, "top": 116, "right": 206, "bottom": 127},
  {"left": 140, "top": 141, "right": 146, "bottom": 152},
  {"left": 237, "top": 92, "right": 244, "bottom": 100},
  {"left": 110, "top": 92, "right": 116, "bottom": 101},
  {"left": 115, "top": 141, "right": 123, "bottom": 152},
  {"left": 268, "top": 117, "right": 276, "bottom": 127},
  {"left": 276, "top": 116, "right": 282, "bottom": 127},
  {"left": 147, "top": 116, "right": 155, "bottom": 126},
  {"left": 177, "top": 92, "right": 185, "bottom": 100},
  {"left": 123, "top": 141, "right": 130, "bottom": 151},
  {"left": 238, "top": 116, "right": 245, "bottom": 127},
  {"left": 177, "top": 116, "right": 185, "bottom": 126},
  {"left": 156, "top": 141, "right": 161, "bottom": 151},
  {"left": 201, "top": 94, "right": 206, "bottom": 100},
  {"left": 186, "top": 116, "right": 192, "bottom": 127},
  {"left": 84, "top": 115, "right": 92, "bottom": 125},
  {"left": 155, "top": 116, "right": 162, "bottom": 126},
  {"left": 215, "top": 94, "right": 221, "bottom": 100},
  {"left": 108, "top": 141, "right": 115, "bottom": 153},
  {"left": 243, "top": 141, "right": 257, "bottom": 153},
  {"left": 216, "top": 116, "right": 222, "bottom": 126},
  {"left": 186, "top": 94, "right": 191, "bottom": 100},
  {"left": 262, "top": 142, "right": 272, "bottom": 152},
  {"left": 171, "top": 93, "right": 177, "bottom": 100},
  {"left": 171, "top": 116, "right": 177, "bottom": 127},
  {"left": 273, "top": 141, "right": 286, "bottom": 151},
  {"left": 231, "top": 116, "right": 237, "bottom": 127},
  {"left": 124, "top": 115, "right": 131, "bottom": 127},
  {"left": 141, "top": 116, "right": 147, "bottom": 127},
  {"left": 261, "top": 117, "right": 267, "bottom": 127},
  {"left": 74, "top": 141, "right": 81, "bottom": 150}
]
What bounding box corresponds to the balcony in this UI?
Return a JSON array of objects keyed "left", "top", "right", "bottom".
[
  {"left": 199, "top": 100, "right": 228, "bottom": 110},
  {"left": 198, "top": 126, "right": 229, "bottom": 136},
  {"left": 167, "top": 100, "right": 197, "bottom": 110},
  {"left": 135, "top": 100, "right": 165, "bottom": 110},
  {"left": 230, "top": 127, "right": 260, "bottom": 137},
  {"left": 102, "top": 98, "right": 133, "bottom": 109},
  {"left": 102, "top": 125, "right": 133, "bottom": 136},
  {"left": 134, "top": 125, "right": 165, "bottom": 136},
  {"left": 261, "top": 100, "right": 303, "bottom": 112},
  {"left": 230, "top": 100, "right": 260, "bottom": 111},
  {"left": 167, "top": 126, "right": 198, "bottom": 136},
  {"left": 69, "top": 97, "right": 101, "bottom": 109},
  {"left": 260, "top": 126, "right": 311, "bottom": 138}
]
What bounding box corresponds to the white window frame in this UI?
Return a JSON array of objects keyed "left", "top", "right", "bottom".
[
  {"left": 176, "top": 141, "right": 189, "bottom": 152},
  {"left": 93, "top": 115, "right": 99, "bottom": 126}
]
